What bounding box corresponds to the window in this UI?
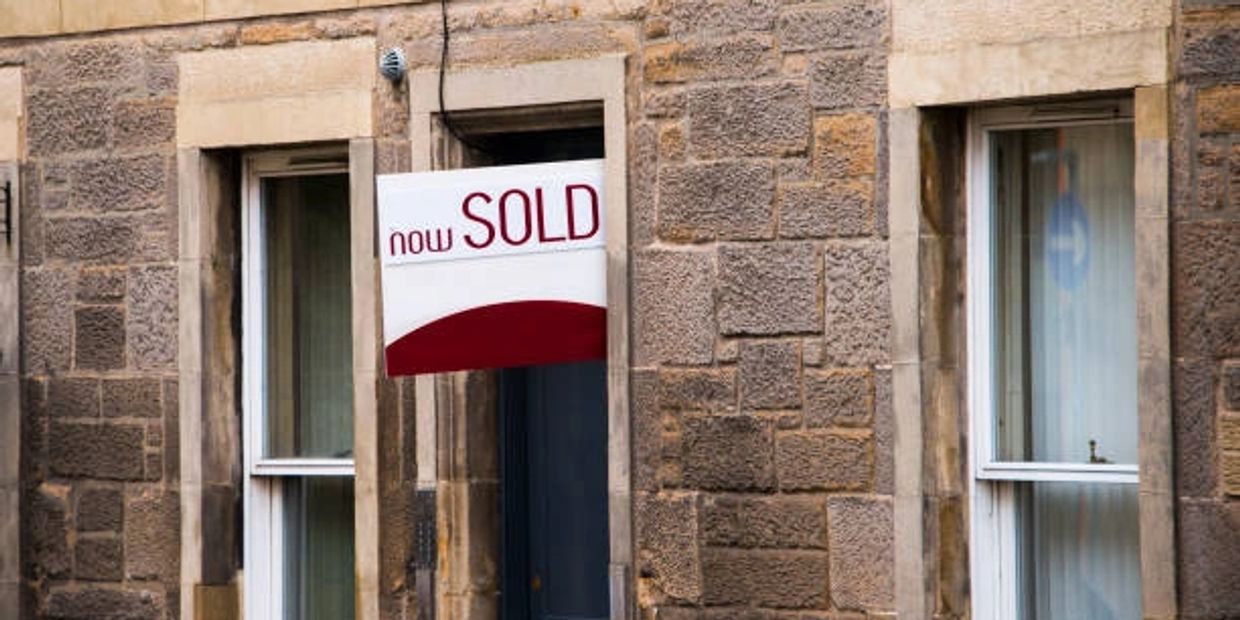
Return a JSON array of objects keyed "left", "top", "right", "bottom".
[
  {"left": 968, "top": 101, "right": 1141, "bottom": 619},
  {"left": 243, "top": 150, "right": 356, "bottom": 620}
]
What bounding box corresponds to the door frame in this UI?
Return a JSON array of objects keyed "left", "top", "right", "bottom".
[{"left": 407, "top": 56, "right": 632, "bottom": 620}]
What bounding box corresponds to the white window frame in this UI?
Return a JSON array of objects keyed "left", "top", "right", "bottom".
[
  {"left": 966, "top": 100, "right": 1140, "bottom": 619},
  {"left": 241, "top": 147, "right": 355, "bottom": 620}
]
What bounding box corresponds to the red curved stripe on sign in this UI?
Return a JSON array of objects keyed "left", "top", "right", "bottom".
[{"left": 384, "top": 300, "right": 606, "bottom": 376}]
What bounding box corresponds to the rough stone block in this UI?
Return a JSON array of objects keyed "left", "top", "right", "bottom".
[
  {"left": 1224, "top": 362, "right": 1240, "bottom": 411},
  {"left": 659, "top": 368, "right": 735, "bottom": 412},
  {"left": 775, "top": 431, "right": 871, "bottom": 491},
  {"left": 46, "top": 586, "right": 163, "bottom": 620},
  {"left": 1196, "top": 85, "right": 1240, "bottom": 134},
  {"left": 822, "top": 242, "right": 891, "bottom": 366},
  {"left": 688, "top": 81, "right": 809, "bottom": 158},
  {"left": 1222, "top": 415, "right": 1240, "bottom": 451},
  {"left": 76, "top": 488, "right": 123, "bottom": 532},
  {"left": 813, "top": 113, "right": 878, "bottom": 178},
  {"left": 634, "top": 250, "right": 716, "bottom": 365},
  {"left": 75, "top": 306, "right": 125, "bottom": 371},
  {"left": 21, "top": 268, "right": 73, "bottom": 372},
  {"left": 1175, "top": 361, "right": 1217, "bottom": 497},
  {"left": 778, "top": 178, "right": 875, "bottom": 238},
  {"left": 48, "top": 377, "right": 99, "bottom": 419},
  {"left": 46, "top": 216, "right": 139, "bottom": 263},
  {"left": 75, "top": 536, "right": 123, "bottom": 582},
  {"left": 718, "top": 243, "right": 819, "bottom": 336},
  {"left": 644, "top": 35, "right": 777, "bottom": 84},
  {"left": 701, "top": 495, "right": 826, "bottom": 549},
  {"left": 26, "top": 86, "right": 111, "bottom": 155},
  {"left": 778, "top": 0, "right": 885, "bottom": 51},
  {"left": 653, "top": 0, "right": 780, "bottom": 36},
  {"left": 636, "top": 493, "right": 701, "bottom": 603},
  {"left": 127, "top": 266, "right": 178, "bottom": 369},
  {"left": 77, "top": 267, "right": 126, "bottom": 303},
  {"left": 26, "top": 485, "right": 70, "bottom": 579},
  {"left": 700, "top": 548, "right": 828, "bottom": 608},
  {"left": 114, "top": 98, "right": 176, "bottom": 148},
  {"left": 660, "top": 122, "right": 686, "bottom": 160},
  {"left": 804, "top": 368, "right": 872, "bottom": 428},
  {"left": 828, "top": 496, "right": 894, "bottom": 611},
  {"left": 163, "top": 379, "right": 179, "bottom": 483},
  {"left": 683, "top": 416, "right": 774, "bottom": 491},
  {"left": 644, "top": 90, "right": 686, "bottom": 119},
  {"left": 633, "top": 370, "right": 661, "bottom": 492},
  {"left": 658, "top": 161, "right": 775, "bottom": 242},
  {"left": 1177, "top": 501, "right": 1240, "bottom": 616},
  {"left": 102, "top": 378, "right": 162, "bottom": 418},
  {"left": 809, "top": 52, "right": 884, "bottom": 110},
  {"left": 69, "top": 154, "right": 168, "bottom": 212},
  {"left": 1173, "top": 222, "right": 1240, "bottom": 358},
  {"left": 125, "top": 488, "right": 180, "bottom": 582},
  {"left": 1225, "top": 453, "right": 1240, "bottom": 496},
  {"left": 50, "top": 422, "right": 144, "bottom": 480},
  {"left": 1180, "top": 14, "right": 1240, "bottom": 79},
  {"left": 874, "top": 366, "right": 894, "bottom": 495},
  {"left": 738, "top": 340, "right": 801, "bottom": 409}
]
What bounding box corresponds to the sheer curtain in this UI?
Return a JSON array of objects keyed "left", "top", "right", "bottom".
[{"left": 991, "top": 123, "right": 1140, "bottom": 619}]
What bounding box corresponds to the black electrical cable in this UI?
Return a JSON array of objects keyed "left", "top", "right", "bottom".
[{"left": 438, "top": 0, "right": 489, "bottom": 155}]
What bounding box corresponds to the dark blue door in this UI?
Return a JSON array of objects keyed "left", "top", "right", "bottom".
[{"left": 501, "top": 361, "right": 610, "bottom": 620}]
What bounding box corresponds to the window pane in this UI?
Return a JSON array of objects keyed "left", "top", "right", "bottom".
[
  {"left": 263, "top": 174, "right": 354, "bottom": 459},
  {"left": 1015, "top": 482, "right": 1140, "bottom": 619},
  {"left": 282, "top": 477, "right": 356, "bottom": 620},
  {"left": 990, "top": 124, "right": 1137, "bottom": 466}
]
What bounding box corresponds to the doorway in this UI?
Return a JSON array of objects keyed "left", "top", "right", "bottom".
[{"left": 500, "top": 362, "right": 610, "bottom": 620}]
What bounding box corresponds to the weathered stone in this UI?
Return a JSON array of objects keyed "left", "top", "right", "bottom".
[
  {"left": 1180, "top": 20, "right": 1240, "bottom": 79},
  {"left": 631, "top": 122, "right": 658, "bottom": 247},
  {"left": 69, "top": 154, "right": 167, "bottom": 212},
  {"left": 77, "top": 488, "right": 123, "bottom": 532},
  {"left": 738, "top": 340, "right": 801, "bottom": 409},
  {"left": 658, "top": 161, "right": 775, "bottom": 242},
  {"left": 50, "top": 422, "right": 144, "bottom": 480},
  {"left": 143, "top": 453, "right": 162, "bottom": 481},
  {"left": 822, "top": 242, "right": 891, "bottom": 366},
  {"left": 45, "top": 216, "right": 139, "bottom": 263},
  {"left": 633, "top": 370, "right": 661, "bottom": 492},
  {"left": 873, "top": 366, "right": 894, "bottom": 495},
  {"left": 1175, "top": 361, "right": 1218, "bottom": 497},
  {"left": 1197, "top": 138, "right": 1227, "bottom": 212},
  {"left": 75, "top": 306, "right": 126, "bottom": 371},
  {"left": 164, "top": 379, "right": 179, "bottom": 482},
  {"left": 683, "top": 416, "right": 774, "bottom": 491},
  {"left": 114, "top": 97, "right": 176, "bottom": 148},
  {"left": 127, "top": 266, "right": 178, "bottom": 369},
  {"left": 778, "top": 0, "right": 885, "bottom": 51},
  {"left": 636, "top": 493, "right": 701, "bottom": 603},
  {"left": 700, "top": 548, "right": 828, "bottom": 608},
  {"left": 813, "top": 113, "right": 878, "bottom": 178},
  {"left": 55, "top": 40, "right": 145, "bottom": 85},
  {"left": 77, "top": 267, "right": 126, "bottom": 304},
  {"left": 659, "top": 122, "right": 686, "bottom": 160},
  {"left": 644, "top": 90, "right": 686, "bottom": 119},
  {"left": 48, "top": 377, "right": 99, "bottom": 419},
  {"left": 102, "top": 378, "right": 162, "bottom": 418},
  {"left": 45, "top": 586, "right": 163, "bottom": 620},
  {"left": 654, "top": 0, "right": 780, "bottom": 36},
  {"left": 1173, "top": 222, "right": 1240, "bottom": 358},
  {"left": 659, "top": 368, "right": 735, "bottom": 412},
  {"left": 718, "top": 243, "right": 819, "bottom": 336},
  {"left": 828, "top": 496, "right": 894, "bottom": 611},
  {"left": 776, "top": 431, "right": 871, "bottom": 491},
  {"left": 634, "top": 250, "right": 716, "bottom": 365},
  {"left": 808, "top": 52, "right": 885, "bottom": 110},
  {"left": 21, "top": 268, "right": 73, "bottom": 372},
  {"left": 1224, "top": 362, "right": 1240, "bottom": 411},
  {"left": 644, "top": 35, "right": 777, "bottom": 84},
  {"left": 26, "top": 485, "right": 70, "bottom": 579},
  {"left": 778, "top": 178, "right": 874, "bottom": 238},
  {"left": 701, "top": 495, "right": 826, "bottom": 549},
  {"left": 1222, "top": 415, "right": 1240, "bottom": 451},
  {"left": 1225, "top": 453, "right": 1240, "bottom": 496},
  {"left": 74, "top": 536, "right": 123, "bottom": 582},
  {"left": 688, "top": 82, "right": 809, "bottom": 158},
  {"left": 125, "top": 488, "right": 179, "bottom": 582},
  {"left": 26, "top": 86, "right": 111, "bottom": 155},
  {"left": 1178, "top": 501, "right": 1240, "bottom": 616},
  {"left": 804, "top": 369, "right": 872, "bottom": 428}
]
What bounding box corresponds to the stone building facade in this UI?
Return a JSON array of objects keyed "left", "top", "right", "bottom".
[{"left": 0, "top": 1, "right": 1235, "bottom": 619}]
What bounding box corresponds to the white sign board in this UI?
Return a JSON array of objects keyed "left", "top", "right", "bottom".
[{"left": 377, "top": 159, "right": 607, "bottom": 375}]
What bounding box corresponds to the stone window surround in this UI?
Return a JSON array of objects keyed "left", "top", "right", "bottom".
[
  {"left": 406, "top": 55, "right": 631, "bottom": 620},
  {"left": 888, "top": 86, "right": 1175, "bottom": 619}
]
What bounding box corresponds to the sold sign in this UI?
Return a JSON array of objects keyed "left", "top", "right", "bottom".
[{"left": 377, "top": 160, "right": 607, "bottom": 376}]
